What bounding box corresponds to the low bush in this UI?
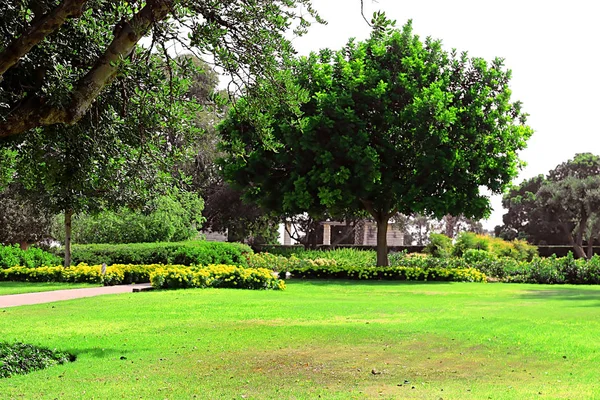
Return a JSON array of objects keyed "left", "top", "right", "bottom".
[
  {"left": 0, "top": 263, "right": 285, "bottom": 290},
  {"left": 265, "top": 248, "right": 376, "bottom": 267},
  {"left": 285, "top": 263, "right": 486, "bottom": 282},
  {"left": 0, "top": 342, "right": 75, "bottom": 379},
  {"left": 453, "top": 232, "right": 537, "bottom": 261},
  {"left": 51, "top": 241, "right": 253, "bottom": 267},
  {"left": 150, "top": 264, "right": 285, "bottom": 290},
  {"left": 0, "top": 244, "right": 62, "bottom": 269},
  {"left": 424, "top": 234, "right": 454, "bottom": 258}
]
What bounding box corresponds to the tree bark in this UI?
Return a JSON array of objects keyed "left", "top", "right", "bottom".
[
  {"left": 0, "top": 0, "right": 86, "bottom": 78},
  {"left": 560, "top": 222, "right": 586, "bottom": 259},
  {"left": 0, "top": 0, "right": 174, "bottom": 137},
  {"left": 376, "top": 217, "right": 389, "bottom": 267},
  {"left": 587, "top": 237, "right": 594, "bottom": 259},
  {"left": 64, "top": 209, "right": 73, "bottom": 267}
]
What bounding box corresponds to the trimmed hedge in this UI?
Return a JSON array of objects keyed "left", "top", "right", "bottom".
[
  {"left": 51, "top": 241, "right": 253, "bottom": 267},
  {"left": 0, "top": 244, "right": 62, "bottom": 269},
  {"left": 150, "top": 265, "right": 285, "bottom": 290},
  {"left": 0, "top": 263, "right": 285, "bottom": 290},
  {"left": 0, "top": 342, "right": 75, "bottom": 379},
  {"left": 284, "top": 260, "right": 486, "bottom": 282}
]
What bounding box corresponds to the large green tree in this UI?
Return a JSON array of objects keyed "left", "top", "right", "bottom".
[
  {"left": 0, "top": 0, "right": 321, "bottom": 137},
  {"left": 220, "top": 18, "right": 533, "bottom": 266}
]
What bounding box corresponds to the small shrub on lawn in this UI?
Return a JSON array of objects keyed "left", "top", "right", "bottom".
[
  {"left": 0, "top": 342, "right": 75, "bottom": 379},
  {"left": 51, "top": 241, "right": 252, "bottom": 267},
  {"left": 0, "top": 244, "right": 62, "bottom": 269}
]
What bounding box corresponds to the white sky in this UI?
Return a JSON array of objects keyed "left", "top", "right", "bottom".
[{"left": 288, "top": 0, "right": 600, "bottom": 229}]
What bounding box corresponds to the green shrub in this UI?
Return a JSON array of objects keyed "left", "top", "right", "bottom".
[
  {"left": 453, "top": 232, "right": 537, "bottom": 261},
  {"left": 52, "top": 192, "right": 205, "bottom": 244},
  {"left": 52, "top": 241, "right": 252, "bottom": 267},
  {"left": 0, "top": 244, "right": 62, "bottom": 269},
  {"left": 0, "top": 263, "right": 285, "bottom": 290},
  {"left": 150, "top": 264, "right": 285, "bottom": 290},
  {"left": 285, "top": 262, "right": 486, "bottom": 282},
  {"left": 453, "top": 232, "right": 490, "bottom": 257},
  {"left": 424, "top": 233, "right": 454, "bottom": 258},
  {"left": 0, "top": 342, "right": 75, "bottom": 379},
  {"left": 246, "top": 252, "right": 293, "bottom": 272}
]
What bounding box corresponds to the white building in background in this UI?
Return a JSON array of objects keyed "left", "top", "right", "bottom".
[{"left": 281, "top": 220, "right": 404, "bottom": 246}]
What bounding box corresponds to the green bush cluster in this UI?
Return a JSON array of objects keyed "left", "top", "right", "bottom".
[
  {"left": 261, "top": 247, "right": 376, "bottom": 267},
  {"left": 0, "top": 244, "right": 62, "bottom": 269},
  {"left": 452, "top": 232, "right": 537, "bottom": 261},
  {"left": 150, "top": 264, "right": 285, "bottom": 290},
  {"left": 0, "top": 342, "right": 75, "bottom": 379},
  {"left": 424, "top": 233, "right": 454, "bottom": 258},
  {"left": 52, "top": 192, "right": 205, "bottom": 244},
  {"left": 0, "top": 263, "right": 285, "bottom": 290},
  {"left": 285, "top": 263, "right": 486, "bottom": 282},
  {"left": 51, "top": 241, "right": 252, "bottom": 267},
  {"left": 0, "top": 263, "right": 161, "bottom": 285}
]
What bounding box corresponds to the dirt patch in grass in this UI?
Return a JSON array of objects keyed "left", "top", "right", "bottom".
[{"left": 241, "top": 336, "right": 565, "bottom": 398}]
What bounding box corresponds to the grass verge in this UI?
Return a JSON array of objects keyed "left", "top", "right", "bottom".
[{"left": 1, "top": 281, "right": 599, "bottom": 398}]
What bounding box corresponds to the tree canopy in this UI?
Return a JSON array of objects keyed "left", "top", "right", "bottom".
[
  {"left": 0, "top": 0, "right": 322, "bottom": 137},
  {"left": 499, "top": 153, "right": 600, "bottom": 258},
  {"left": 220, "top": 18, "right": 533, "bottom": 265}
]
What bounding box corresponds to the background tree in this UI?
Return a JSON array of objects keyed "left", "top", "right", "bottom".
[
  {"left": 495, "top": 175, "right": 564, "bottom": 244},
  {"left": 0, "top": 0, "right": 322, "bottom": 137},
  {"left": 3, "top": 52, "right": 200, "bottom": 266},
  {"left": 0, "top": 184, "right": 53, "bottom": 248},
  {"left": 220, "top": 18, "right": 533, "bottom": 265},
  {"left": 497, "top": 153, "right": 600, "bottom": 258}
]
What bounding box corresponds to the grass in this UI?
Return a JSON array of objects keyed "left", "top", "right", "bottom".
[
  {"left": 1, "top": 281, "right": 600, "bottom": 399},
  {"left": 0, "top": 282, "right": 98, "bottom": 296}
]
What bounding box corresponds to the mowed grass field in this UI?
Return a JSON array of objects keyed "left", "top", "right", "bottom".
[
  {"left": 1, "top": 281, "right": 600, "bottom": 399},
  {"left": 0, "top": 282, "right": 98, "bottom": 296}
]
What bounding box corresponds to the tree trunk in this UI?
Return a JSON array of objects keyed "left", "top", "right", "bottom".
[
  {"left": 561, "top": 223, "right": 586, "bottom": 259},
  {"left": 587, "top": 237, "right": 595, "bottom": 259},
  {"left": 64, "top": 209, "right": 73, "bottom": 267},
  {"left": 19, "top": 241, "right": 29, "bottom": 250},
  {"left": 376, "top": 217, "right": 389, "bottom": 267}
]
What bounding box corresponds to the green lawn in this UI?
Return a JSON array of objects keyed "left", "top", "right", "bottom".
[
  {"left": 0, "top": 282, "right": 98, "bottom": 296},
  {"left": 2, "top": 281, "right": 600, "bottom": 399}
]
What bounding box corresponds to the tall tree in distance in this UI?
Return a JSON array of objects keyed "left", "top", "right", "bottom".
[
  {"left": 220, "top": 17, "right": 533, "bottom": 265},
  {"left": 498, "top": 153, "right": 600, "bottom": 258}
]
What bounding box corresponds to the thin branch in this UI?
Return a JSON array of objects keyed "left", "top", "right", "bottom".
[{"left": 0, "top": 0, "right": 87, "bottom": 78}]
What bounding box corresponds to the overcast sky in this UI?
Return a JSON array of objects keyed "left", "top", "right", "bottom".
[{"left": 288, "top": 0, "right": 600, "bottom": 229}]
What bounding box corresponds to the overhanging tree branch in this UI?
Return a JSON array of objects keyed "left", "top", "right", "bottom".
[
  {"left": 0, "top": 0, "right": 87, "bottom": 78},
  {"left": 0, "top": 0, "right": 173, "bottom": 138}
]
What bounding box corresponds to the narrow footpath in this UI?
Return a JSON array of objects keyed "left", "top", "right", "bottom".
[{"left": 0, "top": 283, "right": 153, "bottom": 308}]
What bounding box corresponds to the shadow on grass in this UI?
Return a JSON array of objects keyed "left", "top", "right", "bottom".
[
  {"left": 69, "top": 347, "right": 130, "bottom": 359},
  {"left": 520, "top": 287, "right": 600, "bottom": 305},
  {"left": 287, "top": 279, "right": 452, "bottom": 287}
]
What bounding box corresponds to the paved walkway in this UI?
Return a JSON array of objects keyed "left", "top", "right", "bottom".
[{"left": 0, "top": 283, "right": 153, "bottom": 308}]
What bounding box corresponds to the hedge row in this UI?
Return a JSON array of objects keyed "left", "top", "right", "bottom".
[
  {"left": 150, "top": 265, "right": 285, "bottom": 290},
  {"left": 51, "top": 241, "right": 253, "bottom": 267},
  {"left": 0, "top": 263, "right": 284, "bottom": 290},
  {"left": 0, "top": 245, "right": 62, "bottom": 269},
  {"left": 284, "top": 261, "right": 486, "bottom": 282}
]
